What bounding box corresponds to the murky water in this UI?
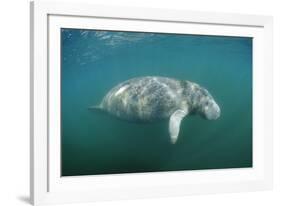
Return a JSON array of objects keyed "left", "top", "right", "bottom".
[{"left": 61, "top": 29, "right": 252, "bottom": 176}]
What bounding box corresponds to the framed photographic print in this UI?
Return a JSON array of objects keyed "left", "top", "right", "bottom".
[{"left": 30, "top": 1, "right": 273, "bottom": 205}]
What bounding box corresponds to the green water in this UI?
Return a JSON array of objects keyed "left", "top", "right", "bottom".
[{"left": 61, "top": 29, "right": 252, "bottom": 176}]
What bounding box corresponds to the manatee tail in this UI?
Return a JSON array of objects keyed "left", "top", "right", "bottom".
[
  {"left": 88, "top": 105, "right": 103, "bottom": 111},
  {"left": 88, "top": 105, "right": 107, "bottom": 116}
]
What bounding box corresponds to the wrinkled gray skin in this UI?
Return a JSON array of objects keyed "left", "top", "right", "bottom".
[{"left": 90, "top": 76, "right": 220, "bottom": 143}]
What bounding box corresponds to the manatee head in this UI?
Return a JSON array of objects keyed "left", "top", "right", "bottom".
[
  {"left": 201, "top": 97, "right": 220, "bottom": 120},
  {"left": 183, "top": 81, "right": 220, "bottom": 120},
  {"left": 197, "top": 88, "right": 220, "bottom": 120}
]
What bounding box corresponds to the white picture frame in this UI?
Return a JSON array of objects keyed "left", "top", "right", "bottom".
[{"left": 30, "top": 0, "right": 273, "bottom": 205}]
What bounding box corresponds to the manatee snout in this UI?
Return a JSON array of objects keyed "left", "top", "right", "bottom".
[{"left": 204, "top": 101, "right": 220, "bottom": 120}]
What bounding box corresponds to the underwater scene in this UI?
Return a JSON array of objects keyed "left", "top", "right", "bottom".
[{"left": 61, "top": 28, "right": 252, "bottom": 176}]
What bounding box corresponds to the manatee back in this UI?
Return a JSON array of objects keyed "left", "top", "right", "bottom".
[{"left": 100, "top": 77, "right": 184, "bottom": 122}]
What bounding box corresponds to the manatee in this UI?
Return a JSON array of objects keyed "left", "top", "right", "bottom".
[{"left": 89, "top": 76, "right": 220, "bottom": 144}]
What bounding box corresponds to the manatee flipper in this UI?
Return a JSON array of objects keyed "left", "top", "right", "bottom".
[{"left": 169, "top": 109, "right": 188, "bottom": 144}]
